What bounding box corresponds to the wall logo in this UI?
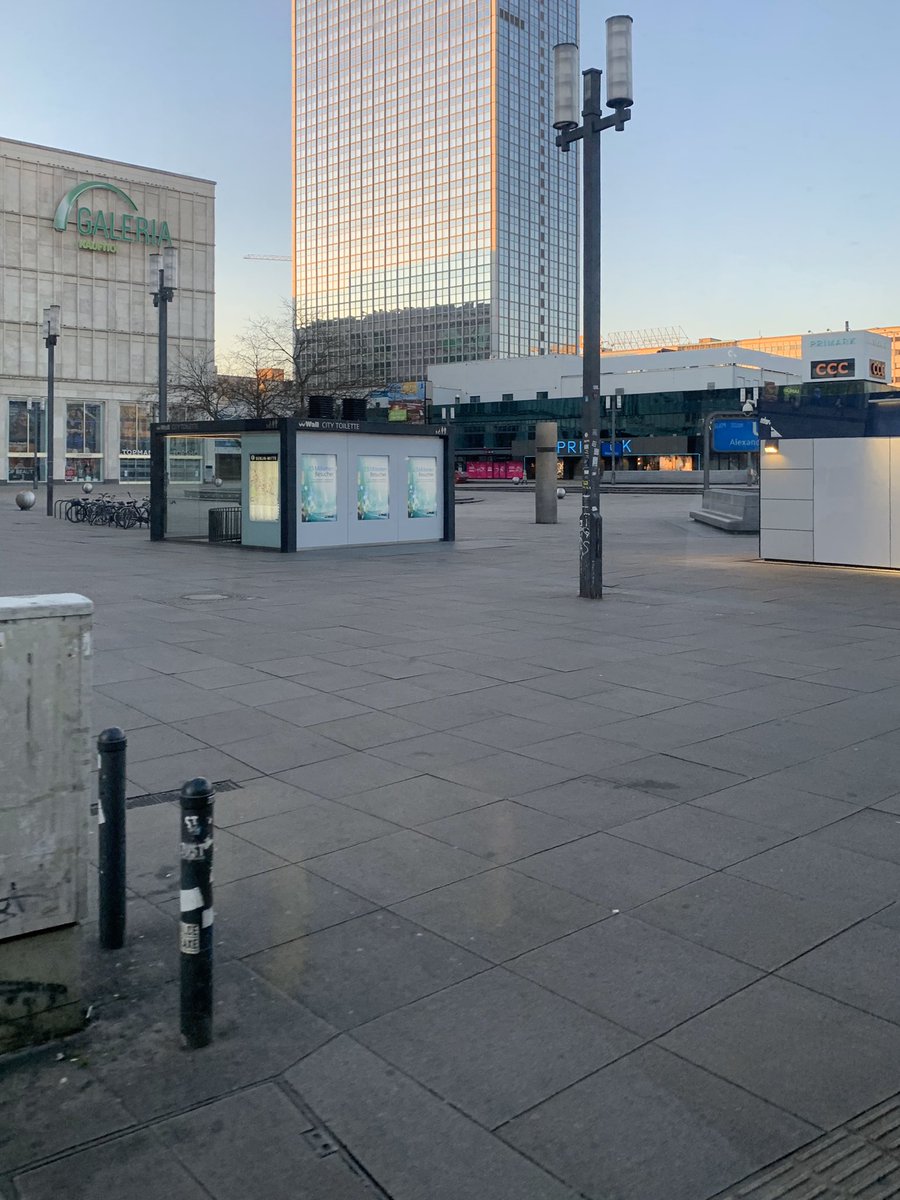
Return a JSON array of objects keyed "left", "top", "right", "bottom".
[
  {"left": 871, "top": 359, "right": 887, "bottom": 380},
  {"left": 811, "top": 358, "right": 855, "bottom": 379},
  {"left": 53, "top": 181, "right": 172, "bottom": 253}
]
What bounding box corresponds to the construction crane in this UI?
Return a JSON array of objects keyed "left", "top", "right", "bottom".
[{"left": 244, "top": 254, "right": 290, "bottom": 261}]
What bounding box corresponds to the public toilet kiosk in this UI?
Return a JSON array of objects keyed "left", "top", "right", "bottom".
[{"left": 150, "top": 416, "right": 454, "bottom": 552}]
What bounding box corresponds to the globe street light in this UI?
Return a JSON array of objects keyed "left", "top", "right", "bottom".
[{"left": 554, "top": 17, "right": 634, "bottom": 599}]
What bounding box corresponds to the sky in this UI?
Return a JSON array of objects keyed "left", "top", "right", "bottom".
[{"left": 3, "top": 0, "right": 898, "bottom": 354}]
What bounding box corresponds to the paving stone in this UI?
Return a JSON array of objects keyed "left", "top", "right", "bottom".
[
  {"left": 389, "top": 693, "right": 508, "bottom": 730},
  {"left": 728, "top": 839, "right": 900, "bottom": 908},
  {"left": 174, "top": 706, "right": 300, "bottom": 746},
  {"left": 634, "top": 872, "right": 873, "bottom": 971},
  {"left": 369, "top": 731, "right": 496, "bottom": 770},
  {"left": 431, "top": 750, "right": 581, "bottom": 796},
  {"left": 0, "top": 1044, "right": 133, "bottom": 1175},
  {"left": 393, "top": 867, "right": 606, "bottom": 962},
  {"left": 355, "top": 967, "right": 638, "bottom": 1128},
  {"left": 212, "top": 776, "right": 326, "bottom": 826},
  {"left": 806, "top": 809, "right": 900, "bottom": 865},
  {"left": 510, "top": 914, "right": 759, "bottom": 1037},
  {"left": 260, "top": 692, "right": 371, "bottom": 727},
  {"left": 120, "top": 723, "right": 207, "bottom": 762},
  {"left": 304, "top": 828, "right": 489, "bottom": 904},
  {"left": 97, "top": 675, "right": 243, "bottom": 722},
  {"left": 337, "top": 678, "right": 438, "bottom": 708},
  {"left": 594, "top": 753, "right": 747, "bottom": 801},
  {"left": 513, "top": 830, "right": 710, "bottom": 909},
  {"left": 248, "top": 910, "right": 488, "bottom": 1028},
  {"left": 87, "top": 962, "right": 335, "bottom": 1121},
  {"left": 779, "top": 920, "right": 900, "bottom": 1024},
  {"left": 608, "top": 804, "right": 791, "bottom": 868},
  {"left": 232, "top": 799, "right": 399, "bottom": 861},
  {"left": 308, "top": 710, "right": 432, "bottom": 749},
  {"left": 419, "top": 799, "right": 588, "bottom": 864},
  {"left": 123, "top": 746, "right": 260, "bottom": 793},
  {"left": 276, "top": 752, "right": 418, "bottom": 798},
  {"left": 337, "top": 775, "right": 498, "bottom": 826},
  {"left": 13, "top": 1130, "right": 207, "bottom": 1200},
  {"left": 175, "top": 663, "right": 276, "bottom": 690},
  {"left": 226, "top": 728, "right": 348, "bottom": 773},
  {"left": 156, "top": 1085, "right": 373, "bottom": 1200},
  {"left": 692, "top": 777, "right": 860, "bottom": 834},
  {"left": 661, "top": 976, "right": 900, "bottom": 1128},
  {"left": 759, "top": 745, "right": 900, "bottom": 804},
  {"left": 501, "top": 1045, "right": 817, "bottom": 1200},
  {"left": 512, "top": 776, "right": 679, "bottom": 830},
  {"left": 286, "top": 1037, "right": 582, "bottom": 1200},
  {"left": 191, "top": 863, "right": 376, "bottom": 958}
]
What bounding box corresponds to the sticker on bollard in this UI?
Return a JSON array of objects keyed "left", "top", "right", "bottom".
[{"left": 179, "top": 777, "right": 215, "bottom": 1049}]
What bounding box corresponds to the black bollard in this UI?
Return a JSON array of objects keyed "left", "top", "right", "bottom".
[
  {"left": 97, "top": 727, "right": 127, "bottom": 950},
  {"left": 179, "top": 777, "right": 215, "bottom": 1049}
]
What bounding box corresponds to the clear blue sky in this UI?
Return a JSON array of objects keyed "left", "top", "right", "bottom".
[{"left": 3, "top": 0, "right": 898, "bottom": 352}]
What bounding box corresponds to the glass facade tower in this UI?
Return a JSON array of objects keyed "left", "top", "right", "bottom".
[{"left": 294, "top": 0, "right": 578, "bottom": 387}]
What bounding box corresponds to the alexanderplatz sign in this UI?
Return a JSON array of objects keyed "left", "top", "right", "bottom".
[{"left": 53, "top": 180, "right": 172, "bottom": 253}]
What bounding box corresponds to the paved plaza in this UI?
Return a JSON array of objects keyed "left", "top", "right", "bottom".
[{"left": 4, "top": 490, "right": 900, "bottom": 1199}]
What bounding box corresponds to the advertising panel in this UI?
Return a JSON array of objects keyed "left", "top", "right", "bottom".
[
  {"left": 357, "top": 455, "right": 390, "bottom": 520},
  {"left": 407, "top": 456, "right": 438, "bottom": 518},
  {"left": 300, "top": 453, "right": 338, "bottom": 522},
  {"left": 248, "top": 453, "right": 280, "bottom": 522}
]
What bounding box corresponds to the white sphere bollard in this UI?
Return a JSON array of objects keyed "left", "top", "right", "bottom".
[
  {"left": 512, "top": 476, "right": 521, "bottom": 486},
  {"left": 214, "top": 477, "right": 224, "bottom": 488},
  {"left": 15, "top": 490, "right": 36, "bottom": 510},
  {"left": 82, "top": 482, "right": 93, "bottom": 494},
  {"left": 556, "top": 487, "right": 566, "bottom": 500}
]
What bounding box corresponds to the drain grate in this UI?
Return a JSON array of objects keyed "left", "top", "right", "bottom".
[
  {"left": 718, "top": 1100, "right": 900, "bottom": 1198},
  {"left": 89, "top": 780, "right": 241, "bottom": 816}
]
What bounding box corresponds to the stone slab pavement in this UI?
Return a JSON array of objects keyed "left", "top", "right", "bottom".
[{"left": 4, "top": 492, "right": 900, "bottom": 1198}]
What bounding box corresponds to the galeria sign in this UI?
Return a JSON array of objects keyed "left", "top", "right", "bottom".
[{"left": 53, "top": 181, "right": 172, "bottom": 253}]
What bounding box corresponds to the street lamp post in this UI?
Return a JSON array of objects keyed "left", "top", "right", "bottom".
[
  {"left": 554, "top": 17, "right": 634, "bottom": 599},
  {"left": 42, "top": 305, "right": 61, "bottom": 517},
  {"left": 149, "top": 247, "right": 178, "bottom": 424}
]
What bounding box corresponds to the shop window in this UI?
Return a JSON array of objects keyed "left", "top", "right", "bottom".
[
  {"left": 7, "top": 399, "right": 45, "bottom": 481},
  {"left": 66, "top": 402, "right": 103, "bottom": 482},
  {"left": 119, "top": 402, "right": 151, "bottom": 482}
]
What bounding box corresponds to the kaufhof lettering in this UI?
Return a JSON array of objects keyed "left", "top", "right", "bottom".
[{"left": 811, "top": 358, "right": 855, "bottom": 378}]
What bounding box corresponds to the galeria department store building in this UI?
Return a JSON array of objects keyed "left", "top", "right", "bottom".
[{"left": 0, "top": 138, "right": 214, "bottom": 484}]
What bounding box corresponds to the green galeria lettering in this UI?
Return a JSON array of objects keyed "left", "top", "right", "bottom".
[{"left": 54, "top": 180, "right": 172, "bottom": 246}]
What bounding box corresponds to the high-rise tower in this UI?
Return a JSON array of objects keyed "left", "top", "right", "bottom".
[{"left": 293, "top": 0, "right": 578, "bottom": 387}]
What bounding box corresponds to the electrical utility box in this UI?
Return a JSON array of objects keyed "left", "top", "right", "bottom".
[{"left": 0, "top": 594, "right": 93, "bottom": 1050}]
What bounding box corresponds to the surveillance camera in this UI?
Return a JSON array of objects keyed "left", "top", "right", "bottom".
[{"left": 741, "top": 400, "right": 755, "bottom": 414}]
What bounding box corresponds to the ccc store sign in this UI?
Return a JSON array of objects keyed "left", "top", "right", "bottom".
[
  {"left": 811, "top": 358, "right": 855, "bottom": 378},
  {"left": 871, "top": 359, "right": 887, "bottom": 380}
]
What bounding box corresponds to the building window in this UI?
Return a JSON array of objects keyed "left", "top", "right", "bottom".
[
  {"left": 119, "top": 403, "right": 151, "bottom": 482},
  {"left": 66, "top": 402, "right": 103, "bottom": 482},
  {"left": 536, "top": 391, "right": 549, "bottom": 401},
  {"left": 501, "top": 392, "right": 513, "bottom": 402},
  {"left": 7, "top": 399, "right": 46, "bottom": 481},
  {"left": 469, "top": 395, "right": 480, "bottom": 403}
]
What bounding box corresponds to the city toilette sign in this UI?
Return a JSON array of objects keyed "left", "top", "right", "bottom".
[{"left": 53, "top": 180, "right": 172, "bottom": 253}]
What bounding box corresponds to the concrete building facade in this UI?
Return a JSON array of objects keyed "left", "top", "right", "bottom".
[{"left": 0, "top": 138, "right": 214, "bottom": 484}]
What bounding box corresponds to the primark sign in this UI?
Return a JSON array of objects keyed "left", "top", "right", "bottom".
[{"left": 53, "top": 180, "right": 172, "bottom": 253}]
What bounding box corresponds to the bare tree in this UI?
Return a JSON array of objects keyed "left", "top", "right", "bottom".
[
  {"left": 169, "top": 351, "right": 234, "bottom": 421},
  {"left": 170, "top": 302, "right": 392, "bottom": 423}
]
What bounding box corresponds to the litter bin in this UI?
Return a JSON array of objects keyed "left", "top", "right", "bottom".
[{"left": 208, "top": 507, "right": 242, "bottom": 543}]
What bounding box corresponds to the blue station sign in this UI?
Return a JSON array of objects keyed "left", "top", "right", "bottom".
[{"left": 712, "top": 419, "right": 759, "bottom": 453}]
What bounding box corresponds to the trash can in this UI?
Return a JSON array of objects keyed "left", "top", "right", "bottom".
[{"left": 208, "top": 507, "right": 242, "bottom": 543}]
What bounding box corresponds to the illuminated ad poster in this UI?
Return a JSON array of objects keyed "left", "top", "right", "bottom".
[
  {"left": 300, "top": 453, "right": 338, "bottom": 522},
  {"left": 357, "top": 455, "right": 390, "bottom": 520},
  {"left": 248, "top": 453, "right": 280, "bottom": 522},
  {"left": 407, "top": 456, "right": 438, "bottom": 518}
]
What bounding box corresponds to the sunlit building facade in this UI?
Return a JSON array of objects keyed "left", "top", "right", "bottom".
[{"left": 293, "top": 0, "right": 578, "bottom": 386}]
